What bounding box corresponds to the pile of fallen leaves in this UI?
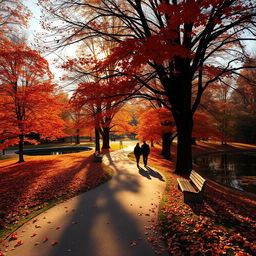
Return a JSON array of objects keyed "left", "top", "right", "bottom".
[
  {"left": 0, "top": 152, "right": 112, "bottom": 238},
  {"left": 147, "top": 144, "right": 256, "bottom": 256}
]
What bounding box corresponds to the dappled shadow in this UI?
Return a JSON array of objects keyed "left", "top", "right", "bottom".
[
  {"left": 43, "top": 150, "right": 165, "bottom": 256},
  {"left": 0, "top": 152, "right": 108, "bottom": 227},
  {"left": 1, "top": 148, "right": 167, "bottom": 255}
]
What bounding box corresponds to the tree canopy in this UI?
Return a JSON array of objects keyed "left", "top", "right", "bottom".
[{"left": 39, "top": 0, "right": 256, "bottom": 174}]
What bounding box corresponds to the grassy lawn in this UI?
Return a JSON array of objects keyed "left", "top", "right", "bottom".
[
  {"left": 0, "top": 150, "right": 114, "bottom": 241},
  {"left": 130, "top": 142, "right": 256, "bottom": 255}
]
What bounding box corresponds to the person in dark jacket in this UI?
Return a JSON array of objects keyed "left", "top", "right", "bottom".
[
  {"left": 141, "top": 141, "right": 150, "bottom": 166},
  {"left": 134, "top": 143, "right": 141, "bottom": 167}
]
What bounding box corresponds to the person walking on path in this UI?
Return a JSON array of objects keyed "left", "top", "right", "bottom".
[
  {"left": 134, "top": 142, "right": 141, "bottom": 167},
  {"left": 141, "top": 141, "right": 150, "bottom": 167}
]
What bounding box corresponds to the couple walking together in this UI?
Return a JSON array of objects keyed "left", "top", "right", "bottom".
[{"left": 134, "top": 141, "right": 150, "bottom": 167}]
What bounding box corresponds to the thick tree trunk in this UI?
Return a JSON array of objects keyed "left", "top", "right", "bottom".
[
  {"left": 18, "top": 134, "right": 25, "bottom": 163},
  {"left": 95, "top": 128, "right": 100, "bottom": 152},
  {"left": 102, "top": 127, "right": 110, "bottom": 149},
  {"left": 175, "top": 115, "right": 193, "bottom": 175},
  {"left": 161, "top": 132, "right": 173, "bottom": 160},
  {"left": 75, "top": 129, "right": 80, "bottom": 144},
  {"left": 170, "top": 69, "right": 193, "bottom": 175},
  {"left": 191, "top": 137, "right": 197, "bottom": 145},
  {"left": 151, "top": 140, "right": 154, "bottom": 147}
]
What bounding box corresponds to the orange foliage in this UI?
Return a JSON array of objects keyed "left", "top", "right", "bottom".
[
  {"left": 111, "top": 104, "right": 134, "bottom": 135},
  {"left": 137, "top": 108, "right": 175, "bottom": 142},
  {"left": 0, "top": 1, "right": 30, "bottom": 49},
  {"left": 193, "top": 111, "right": 222, "bottom": 139},
  {"left": 0, "top": 44, "right": 66, "bottom": 150}
]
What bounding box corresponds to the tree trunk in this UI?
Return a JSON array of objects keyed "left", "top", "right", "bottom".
[
  {"left": 161, "top": 132, "right": 173, "bottom": 160},
  {"left": 95, "top": 128, "right": 100, "bottom": 152},
  {"left": 168, "top": 65, "right": 193, "bottom": 175},
  {"left": 151, "top": 140, "right": 154, "bottom": 147},
  {"left": 175, "top": 116, "right": 193, "bottom": 175},
  {"left": 75, "top": 129, "right": 80, "bottom": 144},
  {"left": 191, "top": 137, "right": 197, "bottom": 145},
  {"left": 102, "top": 127, "right": 110, "bottom": 149},
  {"left": 18, "top": 134, "right": 25, "bottom": 163}
]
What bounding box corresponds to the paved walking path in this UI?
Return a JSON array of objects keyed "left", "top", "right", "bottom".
[{"left": 1, "top": 147, "right": 168, "bottom": 256}]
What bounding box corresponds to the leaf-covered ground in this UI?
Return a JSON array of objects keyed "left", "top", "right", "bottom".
[
  {"left": 147, "top": 142, "right": 256, "bottom": 256},
  {"left": 0, "top": 151, "right": 113, "bottom": 240}
]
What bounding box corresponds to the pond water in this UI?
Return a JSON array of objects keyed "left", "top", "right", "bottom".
[
  {"left": 16, "top": 147, "right": 92, "bottom": 156},
  {"left": 194, "top": 152, "right": 256, "bottom": 194}
]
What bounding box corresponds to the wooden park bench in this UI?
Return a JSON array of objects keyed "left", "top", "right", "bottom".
[
  {"left": 93, "top": 151, "right": 103, "bottom": 162},
  {"left": 177, "top": 170, "right": 206, "bottom": 203}
]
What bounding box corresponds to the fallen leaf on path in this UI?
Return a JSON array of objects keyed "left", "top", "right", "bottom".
[
  {"left": 130, "top": 241, "right": 137, "bottom": 247},
  {"left": 16, "top": 241, "right": 23, "bottom": 246},
  {"left": 9, "top": 233, "right": 17, "bottom": 241}
]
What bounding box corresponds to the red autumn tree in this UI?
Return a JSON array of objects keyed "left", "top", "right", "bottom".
[
  {"left": 71, "top": 77, "right": 131, "bottom": 151},
  {"left": 137, "top": 107, "right": 175, "bottom": 160},
  {"left": 228, "top": 57, "right": 256, "bottom": 143},
  {"left": 40, "top": 0, "right": 256, "bottom": 174},
  {"left": 0, "top": 43, "right": 66, "bottom": 162},
  {"left": 0, "top": 0, "right": 30, "bottom": 49},
  {"left": 62, "top": 18, "right": 132, "bottom": 151},
  {"left": 193, "top": 111, "right": 222, "bottom": 143},
  {"left": 110, "top": 103, "right": 134, "bottom": 136},
  {"left": 56, "top": 92, "right": 90, "bottom": 144},
  {"left": 200, "top": 81, "right": 234, "bottom": 144}
]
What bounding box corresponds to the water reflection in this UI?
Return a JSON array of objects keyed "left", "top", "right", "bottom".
[{"left": 195, "top": 152, "right": 256, "bottom": 194}]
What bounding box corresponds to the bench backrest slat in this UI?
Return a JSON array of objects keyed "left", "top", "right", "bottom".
[{"left": 189, "top": 170, "right": 206, "bottom": 191}]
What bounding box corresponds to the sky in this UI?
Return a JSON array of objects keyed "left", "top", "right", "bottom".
[
  {"left": 24, "top": 0, "right": 71, "bottom": 93},
  {"left": 24, "top": 0, "right": 79, "bottom": 96},
  {"left": 24, "top": 0, "right": 42, "bottom": 40}
]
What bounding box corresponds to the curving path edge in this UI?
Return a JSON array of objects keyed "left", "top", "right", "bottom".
[{"left": 0, "top": 146, "right": 168, "bottom": 256}]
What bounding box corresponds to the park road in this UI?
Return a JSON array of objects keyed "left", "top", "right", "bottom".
[{"left": 0, "top": 146, "right": 168, "bottom": 256}]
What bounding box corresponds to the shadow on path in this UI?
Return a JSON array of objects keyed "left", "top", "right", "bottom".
[
  {"left": 43, "top": 150, "right": 163, "bottom": 256},
  {"left": 137, "top": 166, "right": 165, "bottom": 182}
]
